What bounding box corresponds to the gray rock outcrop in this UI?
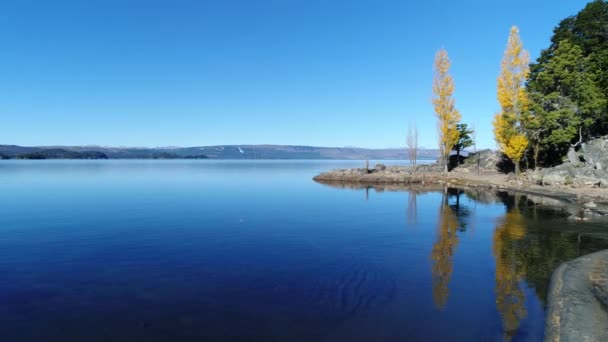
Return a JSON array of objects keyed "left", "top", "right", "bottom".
[
  {"left": 582, "top": 137, "right": 608, "bottom": 171},
  {"left": 452, "top": 149, "right": 512, "bottom": 172},
  {"left": 534, "top": 136, "right": 608, "bottom": 188},
  {"left": 545, "top": 250, "right": 608, "bottom": 342}
]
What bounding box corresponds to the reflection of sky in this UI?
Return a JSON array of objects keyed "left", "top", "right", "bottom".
[{"left": 0, "top": 160, "right": 584, "bottom": 341}]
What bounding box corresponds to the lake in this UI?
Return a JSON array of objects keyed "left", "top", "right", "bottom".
[{"left": 1, "top": 160, "right": 606, "bottom": 342}]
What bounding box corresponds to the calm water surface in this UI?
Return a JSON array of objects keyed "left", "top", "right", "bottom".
[{"left": 1, "top": 160, "right": 607, "bottom": 342}]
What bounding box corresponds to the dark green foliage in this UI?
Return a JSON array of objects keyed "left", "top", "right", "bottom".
[
  {"left": 550, "top": 0, "right": 608, "bottom": 56},
  {"left": 16, "top": 149, "right": 108, "bottom": 159},
  {"left": 527, "top": 0, "right": 608, "bottom": 166},
  {"left": 452, "top": 123, "right": 474, "bottom": 157},
  {"left": 0, "top": 145, "right": 211, "bottom": 159},
  {"left": 182, "top": 155, "right": 209, "bottom": 159}
]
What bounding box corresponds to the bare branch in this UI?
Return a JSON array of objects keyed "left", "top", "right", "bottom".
[
  {"left": 406, "top": 122, "right": 419, "bottom": 172},
  {"left": 572, "top": 126, "right": 583, "bottom": 148}
]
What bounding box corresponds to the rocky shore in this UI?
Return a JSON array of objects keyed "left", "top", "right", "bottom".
[
  {"left": 314, "top": 142, "right": 608, "bottom": 341},
  {"left": 313, "top": 165, "right": 608, "bottom": 215},
  {"left": 314, "top": 138, "right": 608, "bottom": 214}
]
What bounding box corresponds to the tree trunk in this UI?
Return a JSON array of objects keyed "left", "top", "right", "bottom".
[{"left": 533, "top": 142, "right": 540, "bottom": 170}]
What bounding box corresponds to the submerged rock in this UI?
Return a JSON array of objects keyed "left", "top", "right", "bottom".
[{"left": 545, "top": 250, "right": 608, "bottom": 342}]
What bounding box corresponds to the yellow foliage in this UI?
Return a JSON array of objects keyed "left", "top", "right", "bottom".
[
  {"left": 497, "top": 27, "right": 530, "bottom": 113},
  {"left": 505, "top": 135, "right": 529, "bottom": 165},
  {"left": 432, "top": 49, "right": 461, "bottom": 171},
  {"left": 492, "top": 113, "right": 510, "bottom": 152},
  {"left": 494, "top": 26, "right": 530, "bottom": 173}
]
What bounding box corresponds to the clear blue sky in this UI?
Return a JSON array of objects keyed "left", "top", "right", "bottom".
[{"left": 0, "top": 0, "right": 591, "bottom": 148}]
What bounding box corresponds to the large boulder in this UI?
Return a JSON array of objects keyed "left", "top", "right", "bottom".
[
  {"left": 545, "top": 250, "right": 608, "bottom": 342},
  {"left": 451, "top": 149, "right": 513, "bottom": 172},
  {"left": 473, "top": 149, "right": 500, "bottom": 170},
  {"left": 374, "top": 163, "right": 386, "bottom": 171},
  {"left": 532, "top": 136, "right": 608, "bottom": 187},
  {"left": 582, "top": 137, "right": 608, "bottom": 171},
  {"left": 538, "top": 163, "right": 608, "bottom": 188}
]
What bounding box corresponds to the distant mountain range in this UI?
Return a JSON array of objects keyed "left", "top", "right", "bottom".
[{"left": 0, "top": 144, "right": 439, "bottom": 160}]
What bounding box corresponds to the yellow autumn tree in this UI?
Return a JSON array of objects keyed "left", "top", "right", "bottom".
[
  {"left": 432, "top": 49, "right": 461, "bottom": 173},
  {"left": 494, "top": 26, "right": 530, "bottom": 175}
]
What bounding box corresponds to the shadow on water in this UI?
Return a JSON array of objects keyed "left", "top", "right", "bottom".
[{"left": 316, "top": 180, "right": 608, "bottom": 341}]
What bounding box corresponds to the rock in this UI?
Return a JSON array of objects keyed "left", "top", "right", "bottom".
[
  {"left": 573, "top": 216, "right": 590, "bottom": 221},
  {"left": 545, "top": 250, "right": 608, "bottom": 342},
  {"left": 567, "top": 146, "right": 582, "bottom": 166},
  {"left": 584, "top": 201, "right": 598, "bottom": 209},
  {"left": 540, "top": 165, "right": 570, "bottom": 186},
  {"left": 451, "top": 149, "right": 515, "bottom": 173},
  {"left": 374, "top": 163, "right": 386, "bottom": 172},
  {"left": 455, "top": 149, "right": 496, "bottom": 171},
  {"left": 525, "top": 136, "right": 608, "bottom": 188},
  {"left": 582, "top": 137, "right": 608, "bottom": 171},
  {"left": 416, "top": 163, "right": 443, "bottom": 173},
  {"left": 540, "top": 160, "right": 608, "bottom": 188}
]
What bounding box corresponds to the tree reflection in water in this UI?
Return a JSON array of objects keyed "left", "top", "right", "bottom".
[
  {"left": 429, "top": 189, "right": 528, "bottom": 337},
  {"left": 493, "top": 195, "right": 527, "bottom": 341},
  {"left": 407, "top": 190, "right": 418, "bottom": 225},
  {"left": 315, "top": 180, "right": 608, "bottom": 338},
  {"left": 430, "top": 190, "right": 461, "bottom": 309}
]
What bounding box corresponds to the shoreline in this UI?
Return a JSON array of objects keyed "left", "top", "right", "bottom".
[
  {"left": 316, "top": 165, "right": 608, "bottom": 342},
  {"left": 313, "top": 166, "right": 608, "bottom": 216}
]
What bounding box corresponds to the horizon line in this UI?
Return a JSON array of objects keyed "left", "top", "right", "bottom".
[{"left": 1, "top": 143, "right": 444, "bottom": 150}]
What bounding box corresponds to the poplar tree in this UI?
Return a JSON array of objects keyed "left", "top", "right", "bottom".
[
  {"left": 493, "top": 26, "right": 530, "bottom": 175},
  {"left": 406, "top": 122, "right": 419, "bottom": 170},
  {"left": 432, "top": 49, "right": 461, "bottom": 173}
]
